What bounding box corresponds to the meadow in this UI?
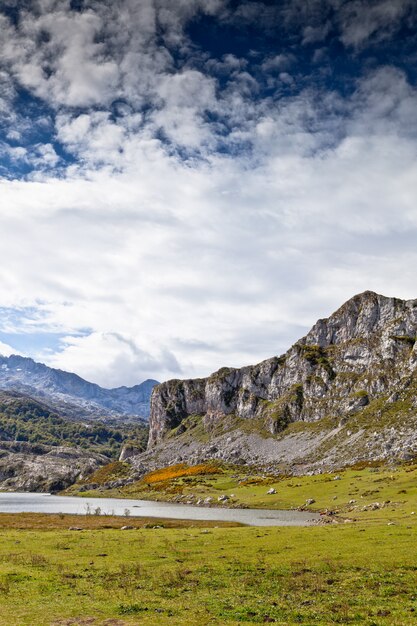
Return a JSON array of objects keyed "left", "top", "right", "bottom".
[{"left": 1, "top": 462, "right": 417, "bottom": 625}]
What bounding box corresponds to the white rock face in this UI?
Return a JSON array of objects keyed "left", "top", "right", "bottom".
[{"left": 146, "top": 292, "right": 417, "bottom": 468}]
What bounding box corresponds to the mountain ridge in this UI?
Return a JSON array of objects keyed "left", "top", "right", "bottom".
[{"left": 0, "top": 354, "right": 158, "bottom": 421}]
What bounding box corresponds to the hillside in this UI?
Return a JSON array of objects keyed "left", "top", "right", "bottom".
[
  {"left": 0, "top": 390, "right": 149, "bottom": 492},
  {"left": 130, "top": 291, "right": 417, "bottom": 474},
  {"left": 0, "top": 355, "right": 158, "bottom": 421},
  {"left": 0, "top": 391, "right": 148, "bottom": 457}
]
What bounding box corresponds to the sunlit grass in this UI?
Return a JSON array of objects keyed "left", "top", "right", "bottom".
[
  {"left": 0, "top": 517, "right": 416, "bottom": 624},
  {"left": 9, "top": 462, "right": 416, "bottom": 624}
]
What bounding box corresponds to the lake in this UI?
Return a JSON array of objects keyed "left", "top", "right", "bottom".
[{"left": 0, "top": 492, "right": 319, "bottom": 526}]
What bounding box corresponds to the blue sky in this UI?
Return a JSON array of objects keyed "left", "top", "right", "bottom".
[{"left": 0, "top": 0, "right": 416, "bottom": 387}]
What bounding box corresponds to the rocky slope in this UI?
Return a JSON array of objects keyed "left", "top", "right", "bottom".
[
  {"left": 0, "top": 390, "right": 150, "bottom": 492},
  {"left": 0, "top": 355, "right": 158, "bottom": 421},
  {"left": 0, "top": 440, "right": 107, "bottom": 492},
  {"left": 136, "top": 291, "right": 417, "bottom": 473}
]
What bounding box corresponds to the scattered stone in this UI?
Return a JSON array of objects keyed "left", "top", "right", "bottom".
[
  {"left": 218, "top": 495, "right": 229, "bottom": 502},
  {"left": 68, "top": 527, "right": 83, "bottom": 531},
  {"left": 267, "top": 488, "right": 276, "bottom": 495},
  {"left": 306, "top": 498, "right": 315, "bottom": 505},
  {"left": 333, "top": 475, "right": 341, "bottom": 481},
  {"left": 120, "top": 526, "right": 134, "bottom": 530}
]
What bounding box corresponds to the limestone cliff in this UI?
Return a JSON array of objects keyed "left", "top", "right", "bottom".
[{"left": 144, "top": 292, "right": 417, "bottom": 470}]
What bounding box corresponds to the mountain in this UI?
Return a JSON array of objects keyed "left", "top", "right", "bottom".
[
  {"left": 0, "top": 355, "right": 158, "bottom": 421},
  {"left": 0, "top": 390, "right": 149, "bottom": 456},
  {"left": 134, "top": 291, "right": 417, "bottom": 474},
  {"left": 0, "top": 390, "right": 149, "bottom": 491}
]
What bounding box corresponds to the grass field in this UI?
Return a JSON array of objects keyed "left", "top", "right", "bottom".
[
  {"left": 1, "top": 462, "right": 417, "bottom": 625},
  {"left": 0, "top": 517, "right": 416, "bottom": 625}
]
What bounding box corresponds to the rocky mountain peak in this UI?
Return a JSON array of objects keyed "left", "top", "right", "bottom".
[
  {"left": 143, "top": 292, "right": 417, "bottom": 471},
  {"left": 305, "top": 292, "right": 417, "bottom": 348}
]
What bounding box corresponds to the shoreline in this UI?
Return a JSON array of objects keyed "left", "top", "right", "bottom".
[{"left": 0, "top": 491, "right": 320, "bottom": 526}]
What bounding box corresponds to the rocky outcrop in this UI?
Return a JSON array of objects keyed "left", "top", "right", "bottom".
[
  {"left": 0, "top": 441, "right": 107, "bottom": 492},
  {"left": 143, "top": 292, "right": 417, "bottom": 470}
]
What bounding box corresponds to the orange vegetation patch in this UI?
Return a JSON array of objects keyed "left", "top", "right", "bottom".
[
  {"left": 80, "top": 461, "right": 131, "bottom": 485},
  {"left": 141, "top": 463, "right": 222, "bottom": 484}
]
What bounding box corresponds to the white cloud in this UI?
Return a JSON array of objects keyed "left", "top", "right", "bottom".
[
  {"left": 43, "top": 332, "right": 181, "bottom": 388},
  {"left": 302, "top": 21, "right": 332, "bottom": 45},
  {"left": 0, "top": 341, "right": 22, "bottom": 357},
  {"left": 153, "top": 70, "right": 218, "bottom": 148},
  {"left": 7, "top": 8, "right": 119, "bottom": 107},
  {"left": 339, "top": 0, "right": 416, "bottom": 49},
  {"left": 55, "top": 112, "right": 127, "bottom": 167},
  {"left": 1, "top": 78, "right": 417, "bottom": 384},
  {"left": 32, "top": 143, "right": 60, "bottom": 168},
  {"left": 0, "top": 2, "right": 416, "bottom": 386},
  {"left": 0, "top": 68, "right": 15, "bottom": 119}
]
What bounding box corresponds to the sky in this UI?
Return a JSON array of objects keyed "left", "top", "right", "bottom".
[{"left": 0, "top": 0, "right": 416, "bottom": 388}]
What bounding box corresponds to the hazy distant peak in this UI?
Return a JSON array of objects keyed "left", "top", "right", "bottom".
[{"left": 0, "top": 355, "right": 159, "bottom": 421}]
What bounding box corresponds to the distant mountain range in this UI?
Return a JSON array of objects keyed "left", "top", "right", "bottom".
[{"left": 0, "top": 354, "right": 158, "bottom": 422}]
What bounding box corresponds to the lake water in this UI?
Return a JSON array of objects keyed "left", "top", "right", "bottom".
[{"left": 0, "top": 492, "right": 319, "bottom": 526}]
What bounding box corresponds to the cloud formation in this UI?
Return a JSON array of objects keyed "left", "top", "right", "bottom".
[{"left": 0, "top": 1, "right": 416, "bottom": 386}]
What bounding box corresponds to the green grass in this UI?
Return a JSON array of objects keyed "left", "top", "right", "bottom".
[
  {"left": 2, "top": 464, "right": 417, "bottom": 623},
  {"left": 0, "top": 512, "right": 240, "bottom": 531},
  {"left": 0, "top": 517, "right": 416, "bottom": 624}
]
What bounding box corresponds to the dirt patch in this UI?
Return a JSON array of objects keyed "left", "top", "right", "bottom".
[
  {"left": 51, "top": 617, "right": 97, "bottom": 626},
  {"left": 51, "top": 617, "right": 127, "bottom": 626}
]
